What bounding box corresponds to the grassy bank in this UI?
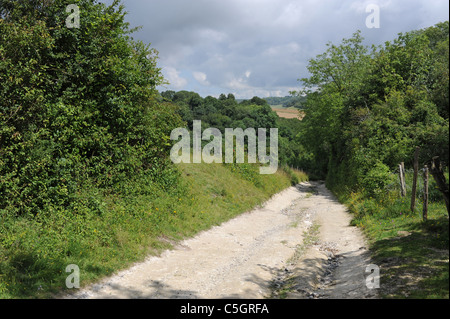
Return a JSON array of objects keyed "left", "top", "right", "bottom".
[
  {"left": 337, "top": 171, "right": 449, "bottom": 299},
  {"left": 0, "top": 163, "right": 307, "bottom": 299}
]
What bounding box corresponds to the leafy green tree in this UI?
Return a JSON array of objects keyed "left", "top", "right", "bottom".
[
  {"left": 295, "top": 23, "right": 449, "bottom": 195},
  {"left": 425, "top": 22, "right": 449, "bottom": 119},
  {"left": 0, "top": 0, "right": 182, "bottom": 215}
]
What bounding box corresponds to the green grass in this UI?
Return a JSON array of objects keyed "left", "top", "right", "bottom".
[
  {"left": 0, "top": 162, "right": 307, "bottom": 298},
  {"left": 269, "top": 221, "right": 321, "bottom": 299},
  {"left": 343, "top": 172, "right": 449, "bottom": 299}
]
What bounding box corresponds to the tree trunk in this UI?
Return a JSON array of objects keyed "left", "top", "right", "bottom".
[{"left": 429, "top": 157, "right": 450, "bottom": 215}]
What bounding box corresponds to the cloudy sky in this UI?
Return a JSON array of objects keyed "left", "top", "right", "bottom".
[{"left": 104, "top": 0, "right": 449, "bottom": 99}]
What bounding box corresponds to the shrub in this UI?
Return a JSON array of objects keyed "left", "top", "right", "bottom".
[{"left": 362, "top": 162, "right": 395, "bottom": 198}]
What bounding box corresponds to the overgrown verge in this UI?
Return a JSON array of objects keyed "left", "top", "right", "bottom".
[{"left": 338, "top": 170, "right": 449, "bottom": 299}]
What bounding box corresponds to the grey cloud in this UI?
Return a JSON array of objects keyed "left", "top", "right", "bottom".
[{"left": 107, "top": 0, "right": 449, "bottom": 98}]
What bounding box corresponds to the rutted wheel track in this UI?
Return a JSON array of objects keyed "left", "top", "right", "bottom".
[{"left": 63, "top": 182, "right": 377, "bottom": 299}]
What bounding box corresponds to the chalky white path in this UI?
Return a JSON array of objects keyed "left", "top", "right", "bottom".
[{"left": 64, "top": 182, "right": 376, "bottom": 299}]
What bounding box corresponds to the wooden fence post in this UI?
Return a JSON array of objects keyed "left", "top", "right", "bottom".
[
  {"left": 410, "top": 147, "right": 420, "bottom": 213},
  {"left": 401, "top": 162, "right": 406, "bottom": 194},
  {"left": 399, "top": 162, "right": 406, "bottom": 197},
  {"left": 423, "top": 165, "right": 429, "bottom": 222}
]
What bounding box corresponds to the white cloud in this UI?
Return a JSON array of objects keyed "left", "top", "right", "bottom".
[
  {"left": 226, "top": 78, "right": 250, "bottom": 91},
  {"left": 162, "top": 67, "right": 187, "bottom": 90},
  {"left": 193, "top": 71, "right": 210, "bottom": 86}
]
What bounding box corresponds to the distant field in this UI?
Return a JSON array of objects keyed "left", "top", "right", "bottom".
[{"left": 272, "top": 107, "right": 305, "bottom": 120}]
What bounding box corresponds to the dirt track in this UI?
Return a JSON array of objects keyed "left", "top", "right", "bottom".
[{"left": 64, "top": 181, "right": 378, "bottom": 299}]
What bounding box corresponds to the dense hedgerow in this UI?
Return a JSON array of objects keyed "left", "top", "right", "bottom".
[{"left": 0, "top": 0, "right": 184, "bottom": 216}]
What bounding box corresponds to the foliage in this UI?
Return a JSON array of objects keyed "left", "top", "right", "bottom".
[
  {"left": 345, "top": 169, "right": 449, "bottom": 298},
  {"left": 161, "top": 90, "right": 278, "bottom": 132},
  {"left": 263, "top": 96, "right": 307, "bottom": 108},
  {"left": 0, "top": 0, "right": 183, "bottom": 216},
  {"left": 294, "top": 23, "right": 449, "bottom": 298},
  {"left": 362, "top": 162, "right": 396, "bottom": 198},
  {"left": 294, "top": 22, "right": 449, "bottom": 196},
  {"left": 0, "top": 0, "right": 187, "bottom": 297}
]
